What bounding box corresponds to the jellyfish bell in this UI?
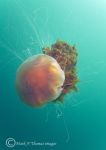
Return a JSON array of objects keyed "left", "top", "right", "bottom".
[
  {"left": 16, "top": 40, "right": 78, "bottom": 108},
  {"left": 16, "top": 54, "right": 65, "bottom": 107}
]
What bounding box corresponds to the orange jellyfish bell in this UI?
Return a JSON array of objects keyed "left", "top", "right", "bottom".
[{"left": 16, "top": 54, "right": 65, "bottom": 107}]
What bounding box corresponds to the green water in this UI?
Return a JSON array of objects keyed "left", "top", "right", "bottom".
[{"left": 0, "top": 0, "right": 106, "bottom": 150}]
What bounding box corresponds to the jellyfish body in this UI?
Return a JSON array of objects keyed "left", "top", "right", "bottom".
[{"left": 16, "top": 54, "right": 65, "bottom": 107}]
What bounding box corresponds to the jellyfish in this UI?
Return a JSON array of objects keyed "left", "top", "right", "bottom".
[
  {"left": 16, "top": 40, "right": 78, "bottom": 107},
  {"left": 16, "top": 54, "right": 65, "bottom": 107}
]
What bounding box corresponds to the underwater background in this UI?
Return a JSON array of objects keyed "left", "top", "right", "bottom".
[{"left": 0, "top": 0, "right": 106, "bottom": 150}]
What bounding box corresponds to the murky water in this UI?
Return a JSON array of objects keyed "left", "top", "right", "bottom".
[{"left": 0, "top": 0, "right": 106, "bottom": 150}]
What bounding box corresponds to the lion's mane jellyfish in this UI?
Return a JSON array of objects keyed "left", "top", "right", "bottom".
[
  {"left": 16, "top": 54, "right": 65, "bottom": 107},
  {"left": 16, "top": 40, "right": 78, "bottom": 107}
]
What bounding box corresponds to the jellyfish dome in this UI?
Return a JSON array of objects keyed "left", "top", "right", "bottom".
[
  {"left": 16, "top": 40, "right": 78, "bottom": 108},
  {"left": 16, "top": 54, "right": 65, "bottom": 107}
]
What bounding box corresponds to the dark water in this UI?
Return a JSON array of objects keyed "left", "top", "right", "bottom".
[{"left": 0, "top": 0, "right": 106, "bottom": 150}]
